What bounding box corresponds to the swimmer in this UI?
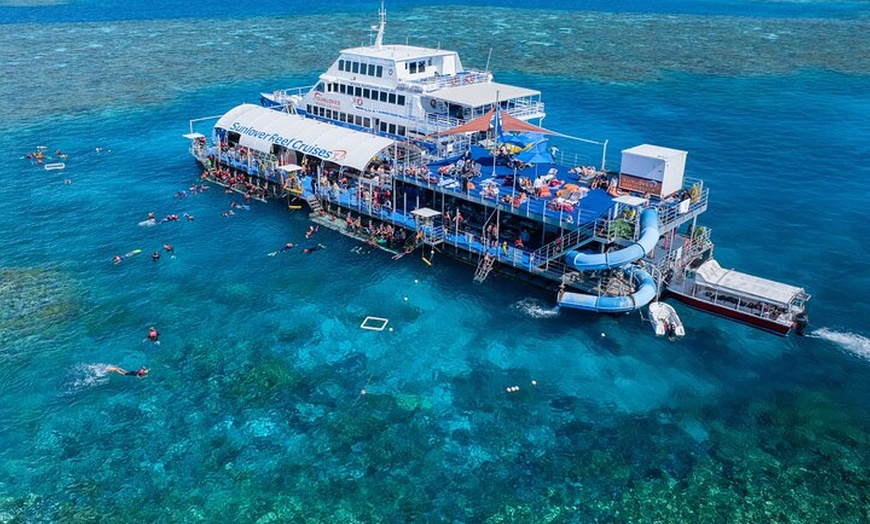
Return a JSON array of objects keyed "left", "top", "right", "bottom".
[
  {"left": 305, "top": 225, "right": 319, "bottom": 239},
  {"left": 147, "top": 326, "right": 160, "bottom": 344},
  {"left": 303, "top": 243, "right": 325, "bottom": 254},
  {"left": 112, "top": 255, "right": 122, "bottom": 264},
  {"left": 151, "top": 251, "right": 160, "bottom": 262},
  {"left": 163, "top": 244, "right": 174, "bottom": 254},
  {"left": 279, "top": 242, "right": 295, "bottom": 252},
  {"left": 107, "top": 365, "right": 149, "bottom": 378}
]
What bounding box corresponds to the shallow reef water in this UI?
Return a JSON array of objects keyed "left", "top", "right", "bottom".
[{"left": 0, "top": 0, "right": 868, "bottom": 522}]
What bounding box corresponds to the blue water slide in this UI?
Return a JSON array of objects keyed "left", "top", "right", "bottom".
[
  {"left": 565, "top": 208, "right": 660, "bottom": 270},
  {"left": 558, "top": 266, "right": 658, "bottom": 313}
]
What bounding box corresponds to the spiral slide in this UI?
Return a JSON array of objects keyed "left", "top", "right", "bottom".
[
  {"left": 564, "top": 208, "right": 660, "bottom": 270},
  {"left": 557, "top": 208, "right": 659, "bottom": 313}
]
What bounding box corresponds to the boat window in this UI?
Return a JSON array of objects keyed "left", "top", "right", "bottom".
[
  {"left": 428, "top": 58, "right": 433, "bottom": 66},
  {"left": 363, "top": 88, "right": 371, "bottom": 99},
  {"left": 409, "top": 62, "right": 417, "bottom": 74},
  {"left": 352, "top": 62, "right": 359, "bottom": 74},
  {"left": 388, "top": 123, "right": 396, "bottom": 134},
  {"left": 339, "top": 84, "right": 346, "bottom": 94},
  {"left": 398, "top": 125, "right": 406, "bottom": 136},
  {"left": 379, "top": 91, "right": 387, "bottom": 102},
  {"left": 397, "top": 95, "right": 406, "bottom": 106},
  {"left": 388, "top": 93, "right": 396, "bottom": 104},
  {"left": 355, "top": 116, "right": 363, "bottom": 126},
  {"left": 364, "top": 118, "right": 371, "bottom": 128},
  {"left": 367, "top": 64, "right": 375, "bottom": 76},
  {"left": 314, "top": 82, "right": 324, "bottom": 93},
  {"left": 338, "top": 59, "right": 345, "bottom": 71},
  {"left": 418, "top": 61, "right": 425, "bottom": 73},
  {"left": 354, "top": 86, "right": 362, "bottom": 97},
  {"left": 325, "top": 109, "right": 333, "bottom": 119},
  {"left": 376, "top": 65, "right": 383, "bottom": 77},
  {"left": 380, "top": 122, "right": 387, "bottom": 132}
]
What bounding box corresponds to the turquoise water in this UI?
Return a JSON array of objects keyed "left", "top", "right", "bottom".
[{"left": 1, "top": 1, "right": 869, "bottom": 522}]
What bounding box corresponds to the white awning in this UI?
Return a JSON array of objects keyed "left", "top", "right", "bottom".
[
  {"left": 696, "top": 259, "right": 804, "bottom": 306},
  {"left": 277, "top": 163, "right": 303, "bottom": 172},
  {"left": 214, "top": 104, "right": 397, "bottom": 172},
  {"left": 182, "top": 132, "right": 205, "bottom": 139},
  {"left": 430, "top": 82, "right": 540, "bottom": 108},
  {"left": 411, "top": 207, "right": 441, "bottom": 219}
]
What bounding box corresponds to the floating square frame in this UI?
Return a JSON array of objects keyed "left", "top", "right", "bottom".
[{"left": 360, "top": 316, "right": 389, "bottom": 331}]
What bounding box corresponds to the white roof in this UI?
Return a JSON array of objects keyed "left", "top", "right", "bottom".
[
  {"left": 431, "top": 82, "right": 540, "bottom": 108},
  {"left": 411, "top": 207, "right": 441, "bottom": 218},
  {"left": 214, "top": 104, "right": 396, "bottom": 172},
  {"left": 342, "top": 43, "right": 456, "bottom": 62},
  {"left": 695, "top": 259, "right": 804, "bottom": 306},
  {"left": 622, "top": 144, "right": 687, "bottom": 161}
]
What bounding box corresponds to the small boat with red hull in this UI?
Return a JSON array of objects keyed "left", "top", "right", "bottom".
[{"left": 667, "top": 258, "right": 810, "bottom": 336}]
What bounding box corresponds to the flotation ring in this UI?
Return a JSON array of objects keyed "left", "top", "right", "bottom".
[
  {"left": 693, "top": 226, "right": 706, "bottom": 240},
  {"left": 429, "top": 99, "right": 437, "bottom": 109},
  {"left": 451, "top": 77, "right": 458, "bottom": 86},
  {"left": 689, "top": 185, "right": 701, "bottom": 202}
]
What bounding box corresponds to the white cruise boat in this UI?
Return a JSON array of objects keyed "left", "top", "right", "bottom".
[{"left": 260, "top": 2, "right": 545, "bottom": 149}]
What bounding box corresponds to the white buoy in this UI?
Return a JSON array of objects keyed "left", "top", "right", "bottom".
[{"left": 601, "top": 332, "right": 606, "bottom": 338}]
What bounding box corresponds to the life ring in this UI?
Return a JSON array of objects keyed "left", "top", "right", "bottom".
[
  {"left": 689, "top": 185, "right": 700, "bottom": 201},
  {"left": 693, "top": 226, "right": 706, "bottom": 240},
  {"left": 355, "top": 97, "right": 363, "bottom": 106},
  {"left": 429, "top": 99, "right": 437, "bottom": 109},
  {"left": 451, "top": 77, "right": 458, "bottom": 86}
]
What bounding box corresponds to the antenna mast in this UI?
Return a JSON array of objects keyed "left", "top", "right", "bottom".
[{"left": 374, "top": 0, "right": 387, "bottom": 49}]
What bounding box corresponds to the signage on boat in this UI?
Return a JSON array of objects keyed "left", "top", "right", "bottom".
[
  {"left": 618, "top": 173, "right": 662, "bottom": 196},
  {"left": 228, "top": 122, "right": 339, "bottom": 161},
  {"left": 313, "top": 92, "right": 341, "bottom": 110}
]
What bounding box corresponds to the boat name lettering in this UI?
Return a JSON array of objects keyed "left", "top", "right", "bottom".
[
  {"left": 228, "top": 122, "right": 337, "bottom": 160},
  {"left": 313, "top": 92, "right": 341, "bottom": 109},
  {"left": 618, "top": 174, "right": 662, "bottom": 195}
]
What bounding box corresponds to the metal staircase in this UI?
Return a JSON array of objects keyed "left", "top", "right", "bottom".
[
  {"left": 304, "top": 194, "right": 323, "bottom": 215},
  {"left": 531, "top": 221, "right": 597, "bottom": 268},
  {"left": 473, "top": 253, "right": 496, "bottom": 282}
]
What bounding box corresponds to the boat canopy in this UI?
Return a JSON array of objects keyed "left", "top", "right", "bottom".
[
  {"left": 215, "top": 104, "right": 412, "bottom": 172},
  {"left": 431, "top": 82, "right": 539, "bottom": 108},
  {"left": 431, "top": 106, "right": 562, "bottom": 137},
  {"left": 695, "top": 259, "right": 806, "bottom": 306}
]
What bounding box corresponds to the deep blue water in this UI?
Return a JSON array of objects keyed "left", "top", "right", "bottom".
[{"left": 1, "top": 1, "right": 868, "bottom": 522}]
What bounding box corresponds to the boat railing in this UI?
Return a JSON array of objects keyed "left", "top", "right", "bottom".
[
  {"left": 653, "top": 179, "right": 709, "bottom": 232},
  {"left": 407, "top": 70, "right": 491, "bottom": 91},
  {"left": 393, "top": 169, "right": 600, "bottom": 230},
  {"left": 531, "top": 220, "right": 598, "bottom": 266}
]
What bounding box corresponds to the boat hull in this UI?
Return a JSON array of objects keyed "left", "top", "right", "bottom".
[{"left": 667, "top": 290, "right": 793, "bottom": 336}]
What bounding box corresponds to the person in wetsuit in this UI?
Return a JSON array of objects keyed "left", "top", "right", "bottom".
[{"left": 107, "top": 365, "right": 149, "bottom": 378}]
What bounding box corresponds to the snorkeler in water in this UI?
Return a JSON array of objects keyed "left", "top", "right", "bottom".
[
  {"left": 303, "top": 243, "right": 325, "bottom": 254},
  {"left": 146, "top": 326, "right": 160, "bottom": 344},
  {"left": 107, "top": 365, "right": 149, "bottom": 378}
]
